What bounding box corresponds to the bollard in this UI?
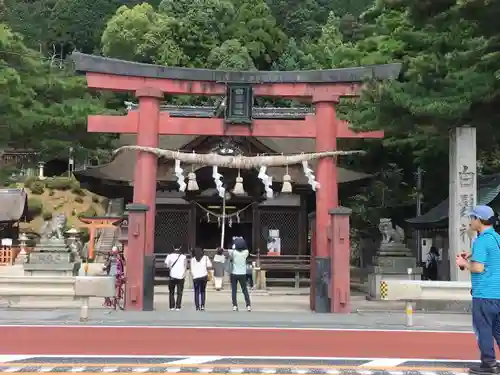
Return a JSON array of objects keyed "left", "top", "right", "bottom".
[
  {"left": 405, "top": 268, "right": 413, "bottom": 327},
  {"left": 80, "top": 297, "right": 89, "bottom": 322}
]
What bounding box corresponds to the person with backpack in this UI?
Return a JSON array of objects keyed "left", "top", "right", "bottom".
[
  {"left": 455, "top": 205, "right": 500, "bottom": 374},
  {"left": 165, "top": 245, "right": 187, "bottom": 311},
  {"left": 228, "top": 236, "right": 252, "bottom": 311},
  {"left": 190, "top": 247, "right": 212, "bottom": 311}
]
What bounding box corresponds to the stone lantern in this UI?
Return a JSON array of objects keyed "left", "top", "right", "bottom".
[{"left": 15, "top": 233, "right": 29, "bottom": 265}]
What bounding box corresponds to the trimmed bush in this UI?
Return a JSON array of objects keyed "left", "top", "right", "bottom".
[
  {"left": 74, "top": 196, "right": 84, "bottom": 203},
  {"left": 42, "top": 211, "right": 53, "bottom": 221},
  {"left": 30, "top": 181, "right": 45, "bottom": 195},
  {"left": 24, "top": 176, "right": 37, "bottom": 189},
  {"left": 27, "top": 197, "right": 43, "bottom": 216},
  {"left": 81, "top": 206, "right": 97, "bottom": 217},
  {"left": 91, "top": 195, "right": 100, "bottom": 203},
  {"left": 71, "top": 186, "right": 85, "bottom": 196},
  {"left": 45, "top": 177, "right": 77, "bottom": 191}
]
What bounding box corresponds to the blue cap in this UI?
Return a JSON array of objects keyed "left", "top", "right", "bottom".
[{"left": 469, "top": 205, "right": 495, "bottom": 220}]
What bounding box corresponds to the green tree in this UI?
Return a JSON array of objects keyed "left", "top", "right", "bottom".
[
  {"left": 229, "top": 0, "right": 287, "bottom": 69},
  {"left": 159, "top": 0, "right": 235, "bottom": 67},
  {"left": 207, "top": 39, "right": 255, "bottom": 70},
  {"left": 0, "top": 23, "right": 116, "bottom": 161},
  {"left": 272, "top": 38, "right": 319, "bottom": 71},
  {"left": 102, "top": 3, "right": 186, "bottom": 65}
]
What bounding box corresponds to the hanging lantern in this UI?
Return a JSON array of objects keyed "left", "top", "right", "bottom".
[
  {"left": 232, "top": 170, "right": 245, "bottom": 196},
  {"left": 281, "top": 165, "right": 293, "bottom": 194},
  {"left": 187, "top": 172, "right": 199, "bottom": 191}
]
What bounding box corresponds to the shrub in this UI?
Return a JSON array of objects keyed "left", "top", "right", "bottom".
[
  {"left": 45, "top": 177, "right": 77, "bottom": 191},
  {"left": 27, "top": 197, "right": 43, "bottom": 216},
  {"left": 42, "top": 211, "right": 53, "bottom": 221},
  {"left": 30, "top": 181, "right": 45, "bottom": 195},
  {"left": 81, "top": 206, "right": 97, "bottom": 217},
  {"left": 24, "top": 176, "right": 37, "bottom": 189},
  {"left": 74, "top": 196, "right": 84, "bottom": 203},
  {"left": 71, "top": 186, "right": 85, "bottom": 196},
  {"left": 91, "top": 195, "right": 100, "bottom": 203}
]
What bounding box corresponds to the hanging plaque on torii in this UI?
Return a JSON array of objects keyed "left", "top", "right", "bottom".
[{"left": 71, "top": 52, "right": 401, "bottom": 313}]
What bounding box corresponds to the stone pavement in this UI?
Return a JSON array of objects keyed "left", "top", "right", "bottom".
[{"left": 0, "top": 304, "right": 472, "bottom": 331}]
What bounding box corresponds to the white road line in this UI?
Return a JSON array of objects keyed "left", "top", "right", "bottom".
[
  {"left": 70, "top": 368, "right": 85, "bottom": 372},
  {"left": 260, "top": 369, "right": 276, "bottom": 374},
  {"left": 199, "top": 368, "right": 214, "bottom": 373},
  {"left": 38, "top": 367, "right": 54, "bottom": 372},
  {"left": 360, "top": 359, "right": 407, "bottom": 367},
  {"left": 164, "top": 356, "right": 222, "bottom": 365},
  {"left": 2, "top": 368, "right": 21, "bottom": 373},
  {"left": 229, "top": 368, "right": 244, "bottom": 373},
  {"left": 291, "top": 369, "right": 309, "bottom": 374},
  {"left": 165, "top": 367, "right": 181, "bottom": 373},
  {"left": 102, "top": 367, "right": 118, "bottom": 372},
  {"left": 0, "top": 356, "right": 33, "bottom": 364},
  {"left": 131, "top": 368, "right": 150, "bottom": 373}
]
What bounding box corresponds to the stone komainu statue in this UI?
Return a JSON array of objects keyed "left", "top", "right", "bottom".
[
  {"left": 378, "top": 218, "right": 405, "bottom": 244},
  {"left": 41, "top": 213, "right": 67, "bottom": 240}
]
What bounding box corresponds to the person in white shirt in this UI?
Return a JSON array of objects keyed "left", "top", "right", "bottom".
[
  {"left": 164, "top": 245, "right": 187, "bottom": 311},
  {"left": 213, "top": 247, "right": 226, "bottom": 291},
  {"left": 190, "top": 247, "right": 212, "bottom": 311}
]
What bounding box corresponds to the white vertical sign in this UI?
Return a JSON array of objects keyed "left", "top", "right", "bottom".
[{"left": 449, "top": 127, "right": 477, "bottom": 281}]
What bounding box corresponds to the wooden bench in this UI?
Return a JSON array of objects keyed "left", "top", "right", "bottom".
[{"left": 256, "top": 254, "right": 311, "bottom": 289}]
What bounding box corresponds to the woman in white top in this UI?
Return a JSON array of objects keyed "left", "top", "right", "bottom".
[
  {"left": 164, "top": 245, "right": 188, "bottom": 311},
  {"left": 191, "top": 247, "right": 212, "bottom": 311}
]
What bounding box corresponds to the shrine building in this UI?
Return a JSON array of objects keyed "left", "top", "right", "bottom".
[{"left": 75, "top": 110, "right": 372, "bottom": 255}]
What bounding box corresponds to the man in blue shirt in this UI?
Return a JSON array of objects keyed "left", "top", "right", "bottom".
[{"left": 456, "top": 205, "right": 500, "bottom": 374}]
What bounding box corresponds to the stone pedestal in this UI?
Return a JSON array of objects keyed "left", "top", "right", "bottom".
[
  {"left": 24, "top": 237, "right": 79, "bottom": 276},
  {"left": 367, "top": 243, "right": 422, "bottom": 299}
]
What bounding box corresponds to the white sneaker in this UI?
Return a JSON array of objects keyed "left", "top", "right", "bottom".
[
  {"left": 170, "top": 308, "right": 175, "bottom": 311},
  {"left": 232, "top": 306, "right": 238, "bottom": 311},
  {"left": 175, "top": 308, "right": 180, "bottom": 311},
  {"left": 247, "top": 306, "right": 252, "bottom": 312}
]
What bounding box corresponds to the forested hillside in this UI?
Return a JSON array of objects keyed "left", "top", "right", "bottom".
[{"left": 1, "top": 0, "right": 500, "bottom": 234}]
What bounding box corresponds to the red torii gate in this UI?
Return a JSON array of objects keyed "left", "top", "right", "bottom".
[{"left": 72, "top": 53, "right": 401, "bottom": 312}]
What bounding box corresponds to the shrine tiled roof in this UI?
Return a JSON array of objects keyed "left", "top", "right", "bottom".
[
  {"left": 0, "top": 188, "right": 28, "bottom": 222},
  {"left": 406, "top": 173, "right": 500, "bottom": 225}
]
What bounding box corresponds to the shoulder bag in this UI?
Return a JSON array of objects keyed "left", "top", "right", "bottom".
[{"left": 167, "top": 254, "right": 181, "bottom": 279}]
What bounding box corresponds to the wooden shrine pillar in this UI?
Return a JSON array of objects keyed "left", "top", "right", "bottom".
[
  {"left": 133, "top": 87, "right": 163, "bottom": 257},
  {"left": 329, "top": 207, "right": 352, "bottom": 313},
  {"left": 125, "top": 203, "right": 154, "bottom": 311},
  {"left": 312, "top": 96, "right": 339, "bottom": 313}
]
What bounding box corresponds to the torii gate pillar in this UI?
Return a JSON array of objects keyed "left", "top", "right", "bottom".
[
  {"left": 133, "top": 87, "right": 163, "bottom": 258},
  {"left": 313, "top": 97, "right": 339, "bottom": 312}
]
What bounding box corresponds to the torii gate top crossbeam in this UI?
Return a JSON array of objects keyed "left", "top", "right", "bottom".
[{"left": 71, "top": 53, "right": 401, "bottom": 85}]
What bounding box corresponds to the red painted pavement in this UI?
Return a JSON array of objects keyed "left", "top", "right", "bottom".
[{"left": 0, "top": 327, "right": 479, "bottom": 359}]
